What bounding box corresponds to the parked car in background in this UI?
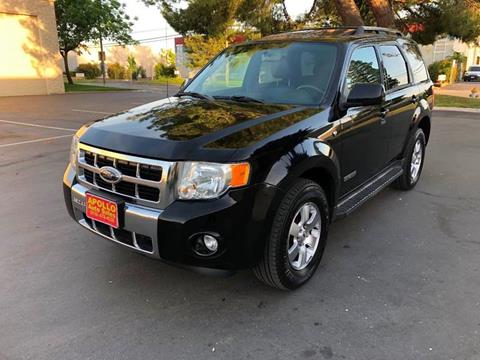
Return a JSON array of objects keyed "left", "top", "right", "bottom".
[
  {"left": 464, "top": 65, "right": 480, "bottom": 81},
  {"left": 64, "top": 26, "right": 433, "bottom": 290}
]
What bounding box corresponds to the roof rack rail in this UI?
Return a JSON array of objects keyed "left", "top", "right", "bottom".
[
  {"left": 354, "top": 26, "right": 404, "bottom": 37},
  {"left": 285, "top": 26, "right": 404, "bottom": 37}
]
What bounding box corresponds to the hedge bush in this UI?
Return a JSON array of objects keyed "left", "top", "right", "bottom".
[
  {"left": 154, "top": 63, "right": 176, "bottom": 79},
  {"left": 76, "top": 63, "right": 101, "bottom": 79},
  {"left": 107, "top": 63, "right": 126, "bottom": 80},
  {"left": 428, "top": 59, "right": 452, "bottom": 83}
]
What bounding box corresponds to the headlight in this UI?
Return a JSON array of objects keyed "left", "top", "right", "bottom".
[
  {"left": 69, "top": 134, "right": 79, "bottom": 168},
  {"left": 177, "top": 162, "right": 250, "bottom": 200}
]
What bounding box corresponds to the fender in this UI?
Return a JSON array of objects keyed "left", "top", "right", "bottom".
[
  {"left": 263, "top": 137, "right": 341, "bottom": 207},
  {"left": 401, "top": 91, "right": 433, "bottom": 157}
]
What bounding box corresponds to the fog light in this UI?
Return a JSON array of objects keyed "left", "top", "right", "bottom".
[
  {"left": 203, "top": 235, "right": 218, "bottom": 252},
  {"left": 192, "top": 233, "right": 220, "bottom": 256}
]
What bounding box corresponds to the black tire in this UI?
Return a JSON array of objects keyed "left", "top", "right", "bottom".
[
  {"left": 253, "top": 178, "right": 329, "bottom": 290},
  {"left": 393, "top": 128, "right": 426, "bottom": 190}
]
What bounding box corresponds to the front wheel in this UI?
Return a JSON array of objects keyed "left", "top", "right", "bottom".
[
  {"left": 393, "top": 128, "right": 426, "bottom": 190},
  {"left": 253, "top": 179, "right": 329, "bottom": 290}
]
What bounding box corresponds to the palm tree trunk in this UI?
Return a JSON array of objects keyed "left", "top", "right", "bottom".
[
  {"left": 62, "top": 51, "right": 73, "bottom": 85},
  {"left": 334, "top": 0, "right": 364, "bottom": 26},
  {"left": 366, "top": 0, "right": 396, "bottom": 28}
]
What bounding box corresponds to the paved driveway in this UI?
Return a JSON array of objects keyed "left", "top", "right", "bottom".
[{"left": 0, "top": 93, "right": 479, "bottom": 360}]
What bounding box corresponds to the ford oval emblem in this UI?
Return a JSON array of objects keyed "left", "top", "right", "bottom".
[{"left": 99, "top": 166, "right": 122, "bottom": 184}]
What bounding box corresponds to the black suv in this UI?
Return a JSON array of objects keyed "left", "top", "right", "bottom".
[{"left": 63, "top": 27, "right": 433, "bottom": 290}]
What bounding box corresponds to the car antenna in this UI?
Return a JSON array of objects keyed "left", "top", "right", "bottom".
[{"left": 165, "top": 24, "right": 169, "bottom": 98}]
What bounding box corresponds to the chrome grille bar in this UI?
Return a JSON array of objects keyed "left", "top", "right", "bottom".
[{"left": 76, "top": 143, "right": 176, "bottom": 209}]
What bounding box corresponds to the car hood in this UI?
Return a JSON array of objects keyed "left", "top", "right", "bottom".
[{"left": 80, "top": 97, "right": 322, "bottom": 161}]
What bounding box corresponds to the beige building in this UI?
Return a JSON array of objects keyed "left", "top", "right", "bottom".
[
  {"left": 0, "top": 0, "right": 64, "bottom": 97},
  {"left": 419, "top": 38, "right": 480, "bottom": 68}
]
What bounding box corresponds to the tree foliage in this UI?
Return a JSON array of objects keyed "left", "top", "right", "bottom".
[
  {"left": 398, "top": 0, "right": 480, "bottom": 44},
  {"left": 55, "top": 0, "right": 137, "bottom": 84},
  {"left": 145, "top": 0, "right": 480, "bottom": 44},
  {"left": 76, "top": 63, "right": 102, "bottom": 79},
  {"left": 183, "top": 34, "right": 228, "bottom": 68}
]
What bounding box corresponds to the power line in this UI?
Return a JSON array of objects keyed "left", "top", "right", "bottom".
[
  {"left": 132, "top": 27, "right": 170, "bottom": 34},
  {"left": 101, "top": 34, "right": 180, "bottom": 47}
]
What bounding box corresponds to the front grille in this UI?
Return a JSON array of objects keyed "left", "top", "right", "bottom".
[
  {"left": 77, "top": 144, "right": 171, "bottom": 206},
  {"left": 82, "top": 213, "right": 153, "bottom": 253}
]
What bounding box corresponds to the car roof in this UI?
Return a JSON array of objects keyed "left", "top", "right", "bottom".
[{"left": 256, "top": 26, "right": 406, "bottom": 45}]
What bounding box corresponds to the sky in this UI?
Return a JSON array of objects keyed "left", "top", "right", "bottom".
[{"left": 120, "top": 0, "right": 315, "bottom": 51}]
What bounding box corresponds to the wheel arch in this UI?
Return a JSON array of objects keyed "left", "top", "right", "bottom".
[
  {"left": 263, "top": 139, "right": 341, "bottom": 217},
  {"left": 418, "top": 116, "right": 431, "bottom": 144}
]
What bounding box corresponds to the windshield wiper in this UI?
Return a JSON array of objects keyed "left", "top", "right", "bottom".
[
  {"left": 213, "top": 95, "right": 264, "bottom": 104},
  {"left": 175, "top": 91, "right": 214, "bottom": 101}
]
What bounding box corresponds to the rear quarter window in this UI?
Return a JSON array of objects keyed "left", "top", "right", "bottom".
[{"left": 399, "top": 40, "right": 429, "bottom": 83}]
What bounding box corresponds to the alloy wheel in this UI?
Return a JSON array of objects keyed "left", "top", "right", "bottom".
[
  {"left": 410, "top": 139, "right": 423, "bottom": 183},
  {"left": 287, "top": 202, "right": 322, "bottom": 270}
]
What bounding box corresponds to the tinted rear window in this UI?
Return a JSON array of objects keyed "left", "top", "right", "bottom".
[{"left": 399, "top": 41, "right": 429, "bottom": 83}]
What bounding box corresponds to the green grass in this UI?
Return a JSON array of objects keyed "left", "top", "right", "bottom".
[
  {"left": 138, "top": 77, "right": 185, "bottom": 86},
  {"left": 64, "top": 83, "right": 130, "bottom": 92},
  {"left": 435, "top": 94, "right": 480, "bottom": 109}
]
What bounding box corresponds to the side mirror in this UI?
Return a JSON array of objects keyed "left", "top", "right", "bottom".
[{"left": 346, "top": 83, "right": 384, "bottom": 107}]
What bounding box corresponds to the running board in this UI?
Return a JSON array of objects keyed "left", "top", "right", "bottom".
[{"left": 334, "top": 164, "right": 403, "bottom": 219}]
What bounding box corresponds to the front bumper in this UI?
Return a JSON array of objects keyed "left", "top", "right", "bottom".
[
  {"left": 64, "top": 164, "right": 281, "bottom": 270},
  {"left": 464, "top": 74, "right": 480, "bottom": 81}
]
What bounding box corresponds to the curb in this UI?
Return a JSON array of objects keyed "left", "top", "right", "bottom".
[{"left": 434, "top": 107, "right": 480, "bottom": 114}]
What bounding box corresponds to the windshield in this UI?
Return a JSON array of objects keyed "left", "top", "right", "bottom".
[
  {"left": 185, "top": 42, "right": 338, "bottom": 106},
  {"left": 469, "top": 66, "right": 480, "bottom": 72}
]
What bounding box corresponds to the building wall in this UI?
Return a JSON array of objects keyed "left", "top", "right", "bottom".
[
  {"left": 67, "top": 44, "right": 162, "bottom": 79},
  {"left": 0, "top": 0, "right": 64, "bottom": 96},
  {"left": 419, "top": 38, "right": 480, "bottom": 68}
]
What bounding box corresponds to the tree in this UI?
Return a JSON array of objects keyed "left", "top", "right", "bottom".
[
  {"left": 366, "top": 0, "right": 395, "bottom": 28},
  {"left": 55, "top": 0, "right": 136, "bottom": 84},
  {"left": 183, "top": 34, "right": 228, "bottom": 68},
  {"left": 398, "top": 0, "right": 480, "bottom": 45},
  {"left": 127, "top": 54, "right": 137, "bottom": 80},
  {"left": 333, "top": 0, "right": 364, "bottom": 26},
  {"left": 159, "top": 48, "right": 176, "bottom": 67},
  {"left": 144, "top": 0, "right": 243, "bottom": 36},
  {"left": 143, "top": 0, "right": 480, "bottom": 61}
]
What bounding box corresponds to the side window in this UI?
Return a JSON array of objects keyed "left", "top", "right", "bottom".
[
  {"left": 380, "top": 45, "right": 409, "bottom": 90},
  {"left": 346, "top": 47, "right": 381, "bottom": 91},
  {"left": 400, "top": 41, "right": 429, "bottom": 83}
]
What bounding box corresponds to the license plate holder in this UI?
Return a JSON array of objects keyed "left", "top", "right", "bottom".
[{"left": 85, "top": 191, "right": 124, "bottom": 229}]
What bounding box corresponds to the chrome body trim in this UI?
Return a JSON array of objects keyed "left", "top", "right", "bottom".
[
  {"left": 76, "top": 143, "right": 178, "bottom": 209},
  {"left": 70, "top": 182, "right": 162, "bottom": 258}
]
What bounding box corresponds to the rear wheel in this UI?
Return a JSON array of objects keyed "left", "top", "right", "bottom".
[
  {"left": 393, "top": 128, "right": 426, "bottom": 190},
  {"left": 253, "top": 179, "right": 329, "bottom": 290}
]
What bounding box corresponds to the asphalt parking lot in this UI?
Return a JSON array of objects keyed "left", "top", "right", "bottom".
[{"left": 1, "top": 92, "right": 479, "bottom": 360}]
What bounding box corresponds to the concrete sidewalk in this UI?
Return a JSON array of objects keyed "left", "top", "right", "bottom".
[
  {"left": 435, "top": 81, "right": 480, "bottom": 98},
  {"left": 82, "top": 80, "right": 181, "bottom": 95}
]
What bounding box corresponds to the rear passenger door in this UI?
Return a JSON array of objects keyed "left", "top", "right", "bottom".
[{"left": 378, "top": 44, "right": 417, "bottom": 163}]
